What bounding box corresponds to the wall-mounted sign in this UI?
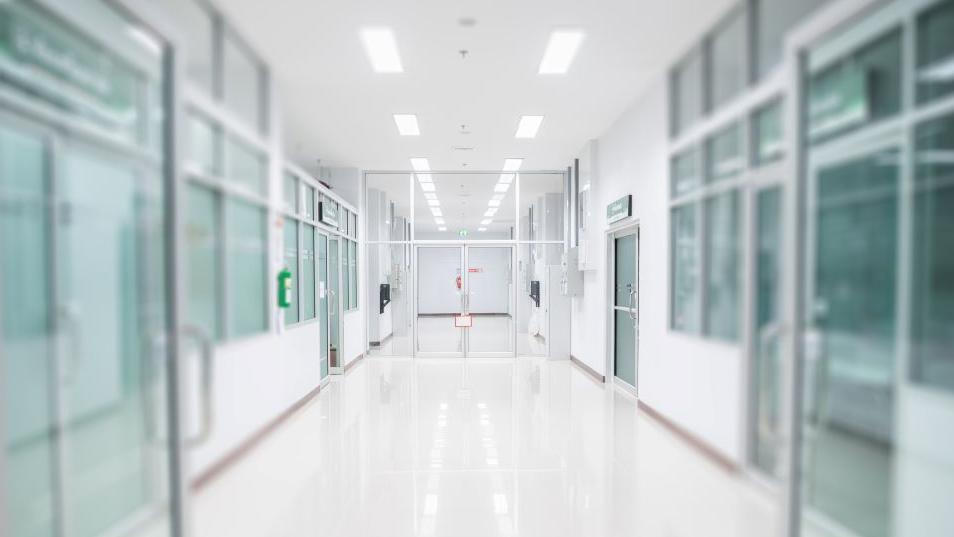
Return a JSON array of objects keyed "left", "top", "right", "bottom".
[
  {"left": 319, "top": 200, "right": 338, "bottom": 227},
  {"left": 607, "top": 194, "right": 632, "bottom": 224}
]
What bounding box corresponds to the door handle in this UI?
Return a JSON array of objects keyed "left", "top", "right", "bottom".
[
  {"left": 55, "top": 303, "right": 82, "bottom": 384},
  {"left": 181, "top": 324, "right": 215, "bottom": 447},
  {"left": 628, "top": 289, "right": 637, "bottom": 321}
]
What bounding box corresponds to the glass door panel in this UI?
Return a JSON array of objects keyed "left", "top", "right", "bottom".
[
  {"left": 415, "top": 247, "right": 464, "bottom": 356},
  {"left": 465, "top": 246, "right": 514, "bottom": 356},
  {"left": 802, "top": 147, "right": 899, "bottom": 537},
  {"left": 613, "top": 233, "right": 638, "bottom": 388},
  {"left": 318, "top": 233, "right": 329, "bottom": 378},
  {"left": 328, "top": 237, "right": 340, "bottom": 369}
]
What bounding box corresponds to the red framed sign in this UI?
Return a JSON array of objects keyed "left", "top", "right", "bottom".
[{"left": 454, "top": 314, "right": 473, "bottom": 328}]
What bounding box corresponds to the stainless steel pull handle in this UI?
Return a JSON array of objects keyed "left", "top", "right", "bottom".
[
  {"left": 181, "top": 324, "right": 215, "bottom": 447},
  {"left": 56, "top": 304, "right": 82, "bottom": 384},
  {"left": 628, "top": 289, "right": 637, "bottom": 321}
]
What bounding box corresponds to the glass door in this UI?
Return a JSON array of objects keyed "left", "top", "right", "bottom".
[
  {"left": 318, "top": 233, "right": 329, "bottom": 379},
  {"left": 613, "top": 231, "right": 638, "bottom": 389},
  {"left": 464, "top": 246, "right": 515, "bottom": 357},
  {"left": 415, "top": 246, "right": 465, "bottom": 356},
  {"left": 328, "top": 236, "right": 341, "bottom": 371}
]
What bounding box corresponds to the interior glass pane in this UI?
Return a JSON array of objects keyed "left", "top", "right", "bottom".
[
  {"left": 283, "top": 218, "right": 299, "bottom": 325},
  {"left": 342, "top": 237, "right": 351, "bottom": 310},
  {"left": 467, "top": 246, "right": 514, "bottom": 355},
  {"left": 518, "top": 173, "right": 565, "bottom": 242},
  {"left": 305, "top": 186, "right": 316, "bottom": 220},
  {"left": 223, "top": 32, "right": 264, "bottom": 133},
  {"left": 367, "top": 243, "right": 413, "bottom": 356},
  {"left": 318, "top": 234, "right": 330, "bottom": 376},
  {"left": 671, "top": 147, "right": 701, "bottom": 197},
  {"left": 416, "top": 247, "right": 464, "bottom": 354},
  {"left": 367, "top": 173, "right": 412, "bottom": 241},
  {"left": 673, "top": 49, "right": 703, "bottom": 136},
  {"left": 912, "top": 113, "right": 954, "bottom": 391},
  {"left": 166, "top": 0, "right": 215, "bottom": 93},
  {"left": 349, "top": 240, "right": 357, "bottom": 310},
  {"left": 283, "top": 172, "right": 298, "bottom": 214},
  {"left": 227, "top": 137, "right": 266, "bottom": 196},
  {"left": 703, "top": 190, "right": 741, "bottom": 341},
  {"left": 187, "top": 113, "right": 218, "bottom": 176},
  {"left": 917, "top": 0, "right": 954, "bottom": 105},
  {"left": 329, "top": 237, "right": 340, "bottom": 366},
  {"left": 303, "top": 225, "right": 317, "bottom": 320},
  {"left": 755, "top": 0, "right": 830, "bottom": 79},
  {"left": 710, "top": 8, "right": 747, "bottom": 110},
  {"left": 706, "top": 123, "right": 744, "bottom": 183},
  {"left": 413, "top": 173, "right": 517, "bottom": 240},
  {"left": 516, "top": 244, "right": 562, "bottom": 356},
  {"left": 753, "top": 100, "right": 784, "bottom": 166},
  {"left": 670, "top": 204, "right": 699, "bottom": 332},
  {"left": 227, "top": 198, "right": 267, "bottom": 338},
  {"left": 187, "top": 184, "right": 221, "bottom": 340}
]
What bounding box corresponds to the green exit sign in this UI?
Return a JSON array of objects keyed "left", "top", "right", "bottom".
[
  {"left": 459, "top": 229, "right": 469, "bottom": 237},
  {"left": 607, "top": 195, "right": 632, "bottom": 224}
]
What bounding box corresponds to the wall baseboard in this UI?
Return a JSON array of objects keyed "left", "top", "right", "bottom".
[
  {"left": 569, "top": 354, "right": 605, "bottom": 383},
  {"left": 637, "top": 400, "right": 738, "bottom": 474},
  {"left": 344, "top": 353, "right": 365, "bottom": 373},
  {"left": 192, "top": 384, "right": 322, "bottom": 490}
]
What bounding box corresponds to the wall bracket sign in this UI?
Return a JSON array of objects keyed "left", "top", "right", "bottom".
[{"left": 607, "top": 194, "right": 632, "bottom": 224}]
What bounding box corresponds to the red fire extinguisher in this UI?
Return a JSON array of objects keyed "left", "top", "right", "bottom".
[{"left": 456, "top": 275, "right": 462, "bottom": 289}]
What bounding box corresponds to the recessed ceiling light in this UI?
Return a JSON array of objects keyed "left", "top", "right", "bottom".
[
  {"left": 424, "top": 192, "right": 437, "bottom": 200},
  {"left": 435, "top": 218, "right": 445, "bottom": 225},
  {"left": 484, "top": 208, "right": 497, "bottom": 217},
  {"left": 498, "top": 173, "right": 515, "bottom": 184},
  {"left": 494, "top": 183, "right": 510, "bottom": 193},
  {"left": 427, "top": 199, "right": 440, "bottom": 207},
  {"left": 420, "top": 183, "right": 436, "bottom": 192},
  {"left": 478, "top": 227, "right": 487, "bottom": 232},
  {"left": 438, "top": 226, "right": 447, "bottom": 231},
  {"left": 515, "top": 115, "right": 544, "bottom": 138},
  {"left": 488, "top": 199, "right": 501, "bottom": 207},
  {"left": 539, "top": 30, "right": 584, "bottom": 74},
  {"left": 502, "top": 159, "right": 523, "bottom": 172},
  {"left": 431, "top": 208, "right": 443, "bottom": 217},
  {"left": 480, "top": 219, "right": 492, "bottom": 226},
  {"left": 410, "top": 158, "right": 430, "bottom": 172},
  {"left": 393, "top": 114, "right": 420, "bottom": 136},
  {"left": 493, "top": 193, "right": 506, "bottom": 201},
  {"left": 360, "top": 28, "right": 404, "bottom": 73}
]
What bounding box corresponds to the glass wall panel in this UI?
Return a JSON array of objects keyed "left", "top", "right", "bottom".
[
  {"left": 187, "top": 113, "right": 218, "bottom": 176},
  {"left": 517, "top": 244, "right": 563, "bottom": 356},
  {"left": 283, "top": 172, "right": 298, "bottom": 213},
  {"left": 187, "top": 185, "right": 221, "bottom": 339},
  {"left": 223, "top": 32, "right": 264, "bottom": 132},
  {"left": 283, "top": 218, "right": 299, "bottom": 325},
  {"left": 671, "top": 204, "right": 699, "bottom": 332},
  {"left": 416, "top": 247, "right": 464, "bottom": 354},
  {"left": 673, "top": 49, "right": 704, "bottom": 136},
  {"left": 328, "top": 237, "right": 341, "bottom": 366},
  {"left": 167, "top": 0, "right": 215, "bottom": 93},
  {"left": 808, "top": 29, "right": 902, "bottom": 143},
  {"left": 342, "top": 238, "right": 351, "bottom": 310},
  {"left": 518, "top": 173, "right": 565, "bottom": 242},
  {"left": 318, "top": 234, "right": 330, "bottom": 376},
  {"left": 467, "top": 246, "right": 515, "bottom": 355},
  {"left": 912, "top": 113, "right": 954, "bottom": 391},
  {"left": 704, "top": 191, "right": 741, "bottom": 341},
  {"left": 367, "top": 243, "right": 413, "bottom": 356},
  {"left": 367, "top": 173, "right": 411, "bottom": 242},
  {"left": 706, "top": 123, "right": 744, "bottom": 183},
  {"left": 349, "top": 240, "right": 358, "bottom": 310},
  {"left": 753, "top": 100, "right": 784, "bottom": 166},
  {"left": 709, "top": 8, "right": 747, "bottom": 110},
  {"left": 303, "top": 225, "right": 316, "bottom": 320},
  {"left": 227, "top": 199, "right": 267, "bottom": 337},
  {"left": 305, "top": 186, "right": 316, "bottom": 220},
  {"left": 671, "top": 147, "right": 701, "bottom": 197},
  {"left": 227, "top": 137, "right": 266, "bottom": 196},
  {"left": 413, "top": 173, "right": 516, "bottom": 240},
  {"left": 916, "top": 0, "right": 954, "bottom": 105},
  {"left": 755, "top": 0, "right": 829, "bottom": 79}
]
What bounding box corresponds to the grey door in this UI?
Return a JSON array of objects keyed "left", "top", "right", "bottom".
[{"left": 613, "top": 231, "right": 638, "bottom": 389}]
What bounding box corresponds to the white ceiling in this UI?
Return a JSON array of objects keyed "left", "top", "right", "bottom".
[{"left": 217, "top": 0, "right": 734, "bottom": 172}]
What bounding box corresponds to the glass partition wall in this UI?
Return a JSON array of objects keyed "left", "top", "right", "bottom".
[{"left": 366, "top": 171, "right": 566, "bottom": 358}]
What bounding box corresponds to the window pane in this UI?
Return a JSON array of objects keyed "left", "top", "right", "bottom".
[
  {"left": 755, "top": 0, "right": 829, "bottom": 79},
  {"left": 917, "top": 0, "right": 954, "bottom": 104},
  {"left": 303, "top": 225, "right": 316, "bottom": 320},
  {"left": 912, "top": 113, "right": 954, "bottom": 392},
  {"left": 707, "top": 123, "right": 744, "bottom": 182},
  {"left": 227, "top": 137, "right": 266, "bottom": 195},
  {"left": 351, "top": 213, "right": 358, "bottom": 238},
  {"left": 283, "top": 218, "right": 299, "bottom": 325},
  {"left": 342, "top": 237, "right": 351, "bottom": 309},
  {"left": 283, "top": 172, "right": 298, "bottom": 213},
  {"left": 673, "top": 49, "right": 704, "bottom": 135},
  {"left": 166, "top": 0, "right": 214, "bottom": 93},
  {"left": 753, "top": 100, "right": 784, "bottom": 166},
  {"left": 710, "top": 9, "right": 747, "bottom": 110},
  {"left": 671, "top": 148, "right": 701, "bottom": 197},
  {"left": 704, "top": 191, "right": 741, "bottom": 341},
  {"left": 671, "top": 204, "right": 699, "bottom": 332},
  {"left": 305, "top": 187, "right": 316, "bottom": 220},
  {"left": 227, "top": 198, "right": 267, "bottom": 337},
  {"left": 187, "top": 113, "right": 218, "bottom": 176},
  {"left": 808, "top": 29, "right": 902, "bottom": 143},
  {"left": 187, "top": 185, "right": 221, "bottom": 339},
  {"left": 349, "top": 240, "right": 357, "bottom": 309},
  {"left": 223, "top": 33, "right": 264, "bottom": 132}
]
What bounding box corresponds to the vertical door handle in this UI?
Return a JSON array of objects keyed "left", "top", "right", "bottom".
[
  {"left": 56, "top": 304, "right": 82, "bottom": 383},
  {"left": 181, "top": 324, "right": 215, "bottom": 447},
  {"left": 628, "top": 289, "right": 637, "bottom": 321}
]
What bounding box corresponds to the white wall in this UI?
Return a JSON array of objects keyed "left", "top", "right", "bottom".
[{"left": 569, "top": 80, "right": 745, "bottom": 463}]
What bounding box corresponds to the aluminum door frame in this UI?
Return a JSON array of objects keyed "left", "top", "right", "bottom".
[
  {"left": 607, "top": 224, "right": 639, "bottom": 395},
  {"left": 463, "top": 245, "right": 517, "bottom": 358},
  {"left": 413, "top": 245, "right": 466, "bottom": 357}
]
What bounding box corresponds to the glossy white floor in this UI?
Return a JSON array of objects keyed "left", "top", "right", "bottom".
[{"left": 193, "top": 357, "right": 781, "bottom": 537}]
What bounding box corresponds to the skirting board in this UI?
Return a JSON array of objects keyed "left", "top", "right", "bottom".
[
  {"left": 569, "top": 354, "right": 605, "bottom": 383},
  {"left": 344, "top": 353, "right": 365, "bottom": 373},
  {"left": 637, "top": 400, "right": 738, "bottom": 474}
]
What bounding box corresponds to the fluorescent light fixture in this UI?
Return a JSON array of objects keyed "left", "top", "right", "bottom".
[
  {"left": 498, "top": 173, "right": 515, "bottom": 184},
  {"left": 424, "top": 192, "right": 437, "bottom": 200},
  {"left": 410, "top": 158, "right": 430, "bottom": 171},
  {"left": 438, "top": 226, "right": 447, "bottom": 231},
  {"left": 420, "top": 182, "right": 436, "bottom": 192},
  {"left": 488, "top": 199, "right": 501, "bottom": 207},
  {"left": 539, "top": 30, "right": 584, "bottom": 74},
  {"left": 502, "top": 158, "right": 523, "bottom": 172},
  {"left": 360, "top": 28, "right": 403, "bottom": 73},
  {"left": 480, "top": 219, "right": 492, "bottom": 226},
  {"left": 515, "top": 115, "right": 544, "bottom": 138},
  {"left": 493, "top": 193, "right": 506, "bottom": 201},
  {"left": 494, "top": 183, "right": 510, "bottom": 193},
  {"left": 435, "top": 218, "right": 445, "bottom": 225},
  {"left": 427, "top": 199, "right": 440, "bottom": 207},
  {"left": 484, "top": 208, "right": 497, "bottom": 217},
  {"left": 431, "top": 208, "right": 443, "bottom": 217},
  {"left": 393, "top": 114, "right": 420, "bottom": 136},
  {"left": 478, "top": 227, "right": 487, "bottom": 232}
]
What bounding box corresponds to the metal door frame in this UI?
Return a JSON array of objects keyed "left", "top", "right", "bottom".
[
  {"left": 317, "top": 230, "right": 331, "bottom": 384},
  {"left": 606, "top": 223, "right": 639, "bottom": 395},
  {"left": 328, "top": 235, "right": 344, "bottom": 373}
]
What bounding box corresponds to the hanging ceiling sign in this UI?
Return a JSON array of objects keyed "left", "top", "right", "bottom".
[
  {"left": 606, "top": 194, "right": 632, "bottom": 224},
  {"left": 319, "top": 200, "right": 339, "bottom": 227}
]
